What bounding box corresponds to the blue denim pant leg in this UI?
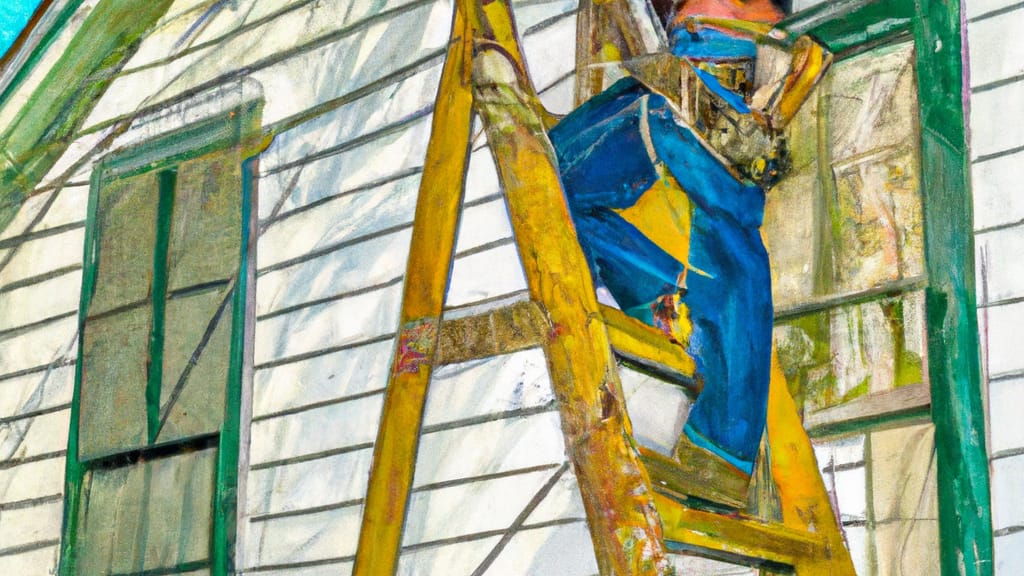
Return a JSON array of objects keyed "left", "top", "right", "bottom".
[
  {"left": 645, "top": 99, "right": 773, "bottom": 475},
  {"left": 680, "top": 208, "right": 773, "bottom": 474},
  {"left": 570, "top": 206, "right": 686, "bottom": 313}
]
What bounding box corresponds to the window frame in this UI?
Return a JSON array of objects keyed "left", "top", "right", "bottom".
[
  {"left": 778, "top": 1, "right": 992, "bottom": 574},
  {"left": 59, "top": 100, "right": 262, "bottom": 576}
]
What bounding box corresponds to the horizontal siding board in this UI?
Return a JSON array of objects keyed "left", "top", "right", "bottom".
[
  {"left": 453, "top": 198, "right": 514, "bottom": 255},
  {"left": 995, "top": 528, "right": 1024, "bottom": 575},
  {"left": 463, "top": 146, "right": 502, "bottom": 204},
  {"left": 0, "top": 320, "right": 77, "bottom": 378},
  {"left": 970, "top": 79, "right": 1024, "bottom": 160},
  {"left": 519, "top": 9, "right": 576, "bottom": 89},
  {"left": 968, "top": 6, "right": 1024, "bottom": 88},
  {"left": 0, "top": 455, "right": 64, "bottom": 507},
  {"left": 977, "top": 225, "right": 1024, "bottom": 305},
  {"left": 0, "top": 191, "right": 54, "bottom": 242},
  {"left": 537, "top": 69, "right": 576, "bottom": 115},
  {"left": 971, "top": 149, "right": 1024, "bottom": 232},
  {"left": 522, "top": 467, "right": 588, "bottom": 524},
  {"left": 968, "top": 0, "right": 1024, "bottom": 21},
  {"left": 246, "top": 447, "right": 373, "bottom": 518},
  {"left": 445, "top": 243, "right": 529, "bottom": 308},
  {"left": 253, "top": 282, "right": 401, "bottom": 365},
  {"left": 988, "top": 378, "right": 1024, "bottom": 454},
  {"left": 481, "top": 521, "right": 599, "bottom": 576},
  {"left": 990, "top": 454, "right": 1024, "bottom": 531},
  {"left": 412, "top": 411, "right": 566, "bottom": 489},
  {"left": 401, "top": 468, "right": 557, "bottom": 546},
  {"left": 248, "top": 391, "right": 383, "bottom": 467},
  {"left": 0, "top": 408, "right": 71, "bottom": 464},
  {"left": 0, "top": 364, "right": 74, "bottom": 421},
  {"left": 422, "top": 349, "right": 554, "bottom": 428},
  {"left": 396, "top": 536, "right": 502, "bottom": 576},
  {"left": 982, "top": 300, "right": 1024, "bottom": 378},
  {"left": 0, "top": 542, "right": 58, "bottom": 573},
  {"left": 0, "top": 270, "right": 81, "bottom": 332},
  {"left": 33, "top": 184, "right": 89, "bottom": 232},
  {"left": 0, "top": 499, "right": 63, "bottom": 552},
  {"left": 242, "top": 504, "right": 362, "bottom": 569},
  {"left": 0, "top": 228, "right": 85, "bottom": 288},
  {"left": 251, "top": 338, "right": 392, "bottom": 419}
]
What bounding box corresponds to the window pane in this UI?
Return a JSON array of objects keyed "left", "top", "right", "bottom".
[
  {"left": 869, "top": 423, "right": 939, "bottom": 575},
  {"left": 143, "top": 448, "right": 217, "bottom": 570},
  {"left": 76, "top": 465, "right": 140, "bottom": 575},
  {"left": 80, "top": 306, "right": 150, "bottom": 460},
  {"left": 766, "top": 41, "right": 924, "bottom": 312},
  {"left": 75, "top": 448, "right": 216, "bottom": 574},
  {"left": 166, "top": 153, "right": 243, "bottom": 292},
  {"left": 774, "top": 291, "right": 926, "bottom": 415},
  {"left": 158, "top": 287, "right": 234, "bottom": 443},
  {"left": 90, "top": 172, "right": 160, "bottom": 316},
  {"left": 764, "top": 93, "right": 825, "bottom": 311},
  {"left": 826, "top": 42, "right": 924, "bottom": 295},
  {"left": 830, "top": 146, "right": 923, "bottom": 293},
  {"left": 827, "top": 43, "right": 920, "bottom": 161}
]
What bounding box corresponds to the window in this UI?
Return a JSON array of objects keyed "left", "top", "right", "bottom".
[
  {"left": 61, "top": 101, "right": 261, "bottom": 576},
  {"left": 764, "top": 34, "right": 935, "bottom": 576},
  {"left": 767, "top": 40, "right": 926, "bottom": 431},
  {"left": 760, "top": 0, "right": 988, "bottom": 572}
]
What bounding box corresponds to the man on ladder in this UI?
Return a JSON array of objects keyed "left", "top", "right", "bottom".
[{"left": 550, "top": 0, "right": 831, "bottom": 505}]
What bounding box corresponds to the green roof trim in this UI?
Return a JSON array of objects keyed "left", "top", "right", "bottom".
[
  {"left": 0, "top": 0, "right": 83, "bottom": 107},
  {"left": 0, "top": 0, "right": 174, "bottom": 235}
]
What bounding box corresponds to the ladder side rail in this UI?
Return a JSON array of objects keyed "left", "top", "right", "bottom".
[
  {"left": 352, "top": 9, "right": 476, "bottom": 575},
  {"left": 766, "top": 346, "right": 857, "bottom": 575},
  {"left": 575, "top": 0, "right": 668, "bottom": 105},
  {"left": 462, "top": 1, "right": 672, "bottom": 574}
]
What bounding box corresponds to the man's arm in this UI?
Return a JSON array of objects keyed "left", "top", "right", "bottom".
[
  {"left": 752, "top": 34, "right": 832, "bottom": 129},
  {"left": 680, "top": 16, "right": 833, "bottom": 129}
]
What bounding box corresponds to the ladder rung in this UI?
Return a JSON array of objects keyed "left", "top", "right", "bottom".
[
  {"left": 639, "top": 447, "right": 748, "bottom": 509},
  {"left": 436, "top": 299, "right": 549, "bottom": 365},
  {"left": 654, "top": 492, "right": 829, "bottom": 569},
  {"left": 600, "top": 304, "right": 699, "bottom": 391}
]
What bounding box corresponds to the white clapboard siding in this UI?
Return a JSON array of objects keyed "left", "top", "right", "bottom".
[
  {"left": 0, "top": 192, "right": 82, "bottom": 574},
  {"left": 398, "top": 349, "right": 599, "bottom": 575},
  {"left": 0, "top": 233, "right": 78, "bottom": 573},
  {"left": 0, "top": 0, "right": 601, "bottom": 573},
  {"left": 241, "top": 0, "right": 452, "bottom": 570},
  {"left": 967, "top": 0, "right": 1024, "bottom": 572},
  {"left": 444, "top": 133, "right": 528, "bottom": 312}
]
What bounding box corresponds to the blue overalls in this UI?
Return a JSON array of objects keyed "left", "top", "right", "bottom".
[{"left": 549, "top": 28, "right": 773, "bottom": 474}]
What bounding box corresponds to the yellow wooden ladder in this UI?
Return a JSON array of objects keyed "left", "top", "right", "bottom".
[{"left": 353, "top": 1, "right": 857, "bottom": 574}]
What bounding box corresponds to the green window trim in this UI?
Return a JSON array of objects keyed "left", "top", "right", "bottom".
[
  {"left": 60, "top": 100, "right": 262, "bottom": 576},
  {"left": 780, "top": 1, "right": 993, "bottom": 574}
]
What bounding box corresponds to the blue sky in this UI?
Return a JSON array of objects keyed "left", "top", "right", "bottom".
[{"left": 1, "top": 0, "right": 44, "bottom": 58}]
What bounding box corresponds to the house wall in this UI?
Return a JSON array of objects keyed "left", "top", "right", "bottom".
[
  {"left": 0, "top": 0, "right": 597, "bottom": 574},
  {"left": 1, "top": 0, "right": 1021, "bottom": 574},
  {"left": 966, "top": 1, "right": 1024, "bottom": 573}
]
